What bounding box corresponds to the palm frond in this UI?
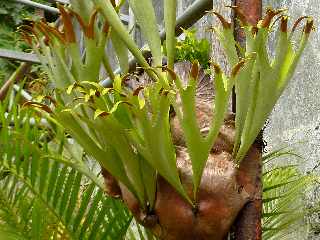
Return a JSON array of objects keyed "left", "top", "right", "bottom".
[
  {"left": 0, "top": 92, "right": 132, "bottom": 239},
  {"left": 262, "top": 149, "right": 316, "bottom": 239}
]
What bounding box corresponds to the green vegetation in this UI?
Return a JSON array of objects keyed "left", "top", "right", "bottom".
[
  {"left": 0, "top": 0, "right": 317, "bottom": 239},
  {"left": 0, "top": 1, "right": 51, "bottom": 85},
  {"left": 0, "top": 91, "right": 133, "bottom": 240},
  {"left": 175, "top": 29, "right": 210, "bottom": 70}
]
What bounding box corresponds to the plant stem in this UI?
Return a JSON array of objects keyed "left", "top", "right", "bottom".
[{"left": 0, "top": 62, "right": 32, "bottom": 101}]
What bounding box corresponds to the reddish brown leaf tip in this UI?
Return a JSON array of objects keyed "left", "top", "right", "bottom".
[
  {"left": 43, "top": 96, "right": 57, "bottom": 106},
  {"left": 133, "top": 86, "right": 144, "bottom": 96},
  {"left": 87, "top": 10, "right": 99, "bottom": 39},
  {"left": 162, "top": 66, "right": 177, "bottom": 81},
  {"left": 291, "top": 16, "right": 309, "bottom": 34},
  {"left": 35, "top": 22, "right": 51, "bottom": 42},
  {"left": 211, "top": 11, "right": 232, "bottom": 29},
  {"left": 22, "top": 102, "right": 53, "bottom": 113},
  {"left": 305, "top": 18, "right": 314, "bottom": 34},
  {"left": 231, "top": 60, "right": 245, "bottom": 78},
  {"left": 190, "top": 61, "right": 199, "bottom": 80},
  {"left": 261, "top": 8, "right": 285, "bottom": 28},
  {"left": 21, "top": 33, "right": 33, "bottom": 45},
  {"left": 58, "top": 5, "right": 76, "bottom": 43},
  {"left": 103, "top": 21, "right": 110, "bottom": 34},
  {"left": 211, "top": 62, "right": 222, "bottom": 75},
  {"left": 280, "top": 16, "right": 288, "bottom": 32}
]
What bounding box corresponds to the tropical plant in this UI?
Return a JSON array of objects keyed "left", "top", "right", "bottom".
[{"left": 20, "top": 0, "right": 314, "bottom": 239}]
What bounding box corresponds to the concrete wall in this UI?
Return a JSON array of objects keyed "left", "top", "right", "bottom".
[
  {"left": 262, "top": 0, "right": 320, "bottom": 171},
  {"left": 261, "top": 0, "right": 320, "bottom": 238}
]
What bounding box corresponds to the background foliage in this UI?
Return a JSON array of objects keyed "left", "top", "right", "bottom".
[
  {"left": 0, "top": 1, "right": 52, "bottom": 86},
  {"left": 175, "top": 29, "right": 210, "bottom": 70}
]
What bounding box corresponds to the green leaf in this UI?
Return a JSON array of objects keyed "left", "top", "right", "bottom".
[
  {"left": 31, "top": 200, "right": 42, "bottom": 240},
  {"left": 129, "top": 0, "right": 162, "bottom": 67},
  {"left": 92, "top": 0, "right": 151, "bottom": 74},
  {"left": 55, "top": 110, "right": 132, "bottom": 190},
  {"left": 164, "top": 0, "right": 177, "bottom": 70},
  {"left": 111, "top": 30, "right": 129, "bottom": 73}
]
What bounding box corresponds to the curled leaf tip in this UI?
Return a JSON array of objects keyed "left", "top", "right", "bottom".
[
  {"left": 58, "top": 5, "right": 76, "bottom": 43},
  {"left": 18, "top": 25, "right": 35, "bottom": 45},
  {"left": 133, "top": 86, "right": 144, "bottom": 96},
  {"left": 36, "top": 21, "right": 65, "bottom": 44},
  {"left": 226, "top": 5, "right": 248, "bottom": 25},
  {"left": 21, "top": 32, "right": 33, "bottom": 45},
  {"left": 210, "top": 62, "right": 221, "bottom": 74},
  {"left": 211, "top": 11, "right": 232, "bottom": 29},
  {"left": 261, "top": 8, "right": 286, "bottom": 28},
  {"left": 162, "top": 66, "right": 177, "bottom": 81},
  {"left": 280, "top": 16, "right": 288, "bottom": 32},
  {"left": 231, "top": 60, "right": 245, "bottom": 78},
  {"left": 305, "top": 18, "right": 314, "bottom": 34},
  {"left": 35, "top": 22, "right": 51, "bottom": 42},
  {"left": 291, "top": 16, "right": 309, "bottom": 34},
  {"left": 22, "top": 101, "right": 53, "bottom": 113},
  {"left": 190, "top": 61, "right": 199, "bottom": 80},
  {"left": 94, "top": 109, "right": 109, "bottom": 119}
]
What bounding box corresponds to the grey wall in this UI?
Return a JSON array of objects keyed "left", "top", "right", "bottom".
[
  {"left": 262, "top": 0, "right": 320, "bottom": 170},
  {"left": 261, "top": 1, "right": 320, "bottom": 238}
]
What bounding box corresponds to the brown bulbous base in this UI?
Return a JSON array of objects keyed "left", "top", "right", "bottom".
[{"left": 101, "top": 116, "right": 261, "bottom": 240}]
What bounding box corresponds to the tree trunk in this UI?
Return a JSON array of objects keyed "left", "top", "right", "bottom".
[{"left": 232, "top": 1, "right": 263, "bottom": 239}]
